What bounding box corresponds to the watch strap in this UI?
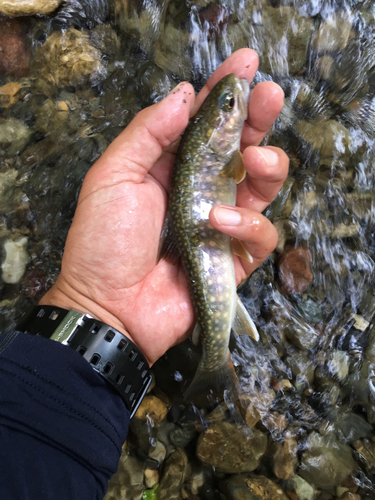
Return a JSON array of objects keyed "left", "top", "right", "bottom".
[{"left": 17, "top": 306, "right": 152, "bottom": 418}]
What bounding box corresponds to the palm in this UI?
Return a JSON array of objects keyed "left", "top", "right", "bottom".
[{"left": 62, "top": 161, "right": 196, "bottom": 361}]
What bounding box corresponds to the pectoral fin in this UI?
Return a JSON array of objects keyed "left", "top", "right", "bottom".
[
  {"left": 158, "top": 213, "right": 180, "bottom": 265},
  {"left": 231, "top": 238, "right": 253, "bottom": 263},
  {"left": 221, "top": 150, "right": 246, "bottom": 184},
  {"left": 232, "top": 295, "right": 259, "bottom": 341},
  {"left": 192, "top": 323, "right": 200, "bottom": 346}
]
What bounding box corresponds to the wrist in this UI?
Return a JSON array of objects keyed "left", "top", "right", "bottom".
[{"left": 39, "top": 277, "right": 144, "bottom": 361}]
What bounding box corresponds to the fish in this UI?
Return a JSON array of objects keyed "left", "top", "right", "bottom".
[{"left": 160, "top": 73, "right": 259, "bottom": 403}]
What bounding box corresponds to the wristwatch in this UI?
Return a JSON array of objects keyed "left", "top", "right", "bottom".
[{"left": 17, "top": 305, "right": 152, "bottom": 418}]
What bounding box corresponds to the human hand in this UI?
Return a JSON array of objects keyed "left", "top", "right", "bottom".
[{"left": 40, "top": 48, "right": 289, "bottom": 365}]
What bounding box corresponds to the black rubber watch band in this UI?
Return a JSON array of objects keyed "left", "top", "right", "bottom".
[{"left": 17, "top": 305, "right": 152, "bottom": 418}]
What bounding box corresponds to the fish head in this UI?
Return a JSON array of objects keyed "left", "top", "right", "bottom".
[{"left": 200, "top": 73, "right": 250, "bottom": 159}]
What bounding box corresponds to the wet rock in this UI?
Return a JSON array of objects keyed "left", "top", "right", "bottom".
[
  {"left": 148, "top": 439, "right": 166, "bottom": 466},
  {"left": 33, "top": 27, "right": 105, "bottom": 93},
  {"left": 23, "top": 267, "right": 52, "bottom": 299},
  {"left": 286, "top": 349, "right": 315, "bottom": 387},
  {"left": 144, "top": 468, "right": 159, "bottom": 489},
  {"left": 35, "top": 98, "right": 69, "bottom": 134},
  {"left": 89, "top": 24, "right": 120, "bottom": 58},
  {"left": 272, "top": 433, "right": 298, "bottom": 479},
  {"left": 352, "top": 438, "right": 375, "bottom": 470},
  {"left": 260, "top": 6, "right": 314, "bottom": 75},
  {"left": 327, "top": 351, "right": 349, "bottom": 382},
  {"left": 169, "top": 425, "right": 196, "bottom": 448},
  {"left": 52, "top": 0, "right": 109, "bottom": 30},
  {"left": 299, "top": 432, "right": 355, "bottom": 489},
  {"left": 134, "top": 395, "right": 168, "bottom": 426},
  {"left": 0, "top": 0, "right": 61, "bottom": 16},
  {"left": 285, "top": 475, "right": 315, "bottom": 500},
  {"left": 312, "top": 13, "right": 353, "bottom": 53},
  {"left": 278, "top": 246, "right": 313, "bottom": 295},
  {"left": 296, "top": 120, "right": 351, "bottom": 163},
  {"left": 196, "top": 421, "right": 267, "bottom": 473},
  {"left": 159, "top": 448, "right": 190, "bottom": 500},
  {"left": 0, "top": 118, "right": 32, "bottom": 155},
  {"left": 105, "top": 451, "right": 145, "bottom": 500},
  {"left": 338, "top": 493, "right": 361, "bottom": 500},
  {"left": 0, "top": 18, "right": 30, "bottom": 78},
  {"left": 338, "top": 412, "right": 372, "bottom": 443},
  {"left": 261, "top": 411, "right": 288, "bottom": 433},
  {"left": 0, "top": 169, "right": 18, "bottom": 213},
  {"left": 154, "top": 24, "right": 192, "bottom": 80},
  {"left": 2, "top": 237, "right": 29, "bottom": 284},
  {"left": 315, "top": 55, "right": 334, "bottom": 80},
  {"left": 221, "top": 474, "right": 290, "bottom": 500},
  {"left": 0, "top": 82, "right": 22, "bottom": 109}
]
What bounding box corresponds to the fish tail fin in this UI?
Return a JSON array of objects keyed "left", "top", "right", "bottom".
[{"left": 184, "top": 353, "right": 240, "bottom": 407}]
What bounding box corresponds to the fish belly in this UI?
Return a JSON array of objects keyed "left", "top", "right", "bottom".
[{"left": 179, "top": 169, "right": 237, "bottom": 372}]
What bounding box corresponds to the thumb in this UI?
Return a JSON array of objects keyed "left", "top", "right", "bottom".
[{"left": 87, "top": 82, "right": 195, "bottom": 185}]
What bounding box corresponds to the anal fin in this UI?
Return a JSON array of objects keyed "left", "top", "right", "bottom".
[{"left": 232, "top": 295, "right": 259, "bottom": 341}]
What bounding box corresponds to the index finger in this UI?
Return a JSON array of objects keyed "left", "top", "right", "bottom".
[{"left": 190, "top": 48, "right": 259, "bottom": 116}]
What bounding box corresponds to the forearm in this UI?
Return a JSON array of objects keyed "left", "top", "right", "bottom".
[{"left": 0, "top": 330, "right": 129, "bottom": 499}]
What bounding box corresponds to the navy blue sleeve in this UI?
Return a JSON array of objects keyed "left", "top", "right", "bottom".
[{"left": 0, "top": 331, "right": 130, "bottom": 500}]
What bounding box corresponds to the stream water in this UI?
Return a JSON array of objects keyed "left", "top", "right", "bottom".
[{"left": 0, "top": 1, "right": 374, "bottom": 499}]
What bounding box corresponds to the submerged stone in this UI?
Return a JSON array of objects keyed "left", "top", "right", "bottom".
[
  {"left": 0, "top": 0, "right": 62, "bottom": 16},
  {"left": 0, "top": 118, "right": 32, "bottom": 155},
  {"left": 134, "top": 395, "right": 168, "bottom": 426},
  {"left": 285, "top": 475, "right": 315, "bottom": 500},
  {"left": 196, "top": 421, "right": 267, "bottom": 473},
  {"left": 0, "top": 82, "right": 22, "bottom": 109},
  {"left": 278, "top": 246, "right": 313, "bottom": 295},
  {"left": 220, "top": 474, "right": 290, "bottom": 500},
  {"left": 33, "top": 27, "right": 105, "bottom": 92},
  {"left": 2, "top": 237, "right": 29, "bottom": 284},
  {"left": 159, "top": 448, "right": 190, "bottom": 500},
  {"left": 299, "top": 432, "right": 355, "bottom": 489}
]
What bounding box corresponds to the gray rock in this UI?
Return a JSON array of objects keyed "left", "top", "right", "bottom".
[
  {"left": 105, "top": 452, "right": 145, "bottom": 500},
  {"left": 2, "top": 237, "right": 29, "bottom": 284},
  {"left": 285, "top": 475, "right": 315, "bottom": 500},
  {"left": 196, "top": 421, "right": 267, "bottom": 474},
  {"left": 312, "top": 13, "right": 353, "bottom": 53},
  {"left": 220, "top": 474, "right": 290, "bottom": 500},
  {"left": 272, "top": 433, "right": 298, "bottom": 479},
  {"left": 299, "top": 432, "right": 355, "bottom": 489},
  {"left": 159, "top": 447, "right": 190, "bottom": 500},
  {"left": 0, "top": 118, "right": 32, "bottom": 156}
]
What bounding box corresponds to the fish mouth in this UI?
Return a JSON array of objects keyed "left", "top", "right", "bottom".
[{"left": 239, "top": 78, "right": 250, "bottom": 120}]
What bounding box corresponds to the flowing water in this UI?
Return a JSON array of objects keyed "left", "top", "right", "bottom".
[{"left": 0, "top": 1, "right": 374, "bottom": 499}]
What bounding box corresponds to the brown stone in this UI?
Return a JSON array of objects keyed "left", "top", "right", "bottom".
[
  {"left": 134, "top": 395, "right": 168, "bottom": 426},
  {"left": 23, "top": 267, "right": 52, "bottom": 299},
  {"left": 278, "top": 246, "right": 313, "bottom": 295},
  {"left": 338, "top": 494, "right": 361, "bottom": 500},
  {"left": 0, "top": 0, "right": 62, "bottom": 16},
  {"left": 0, "top": 82, "right": 22, "bottom": 108},
  {"left": 0, "top": 17, "right": 30, "bottom": 77}
]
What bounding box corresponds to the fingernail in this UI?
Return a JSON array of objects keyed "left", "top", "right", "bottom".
[
  {"left": 214, "top": 207, "right": 242, "bottom": 226},
  {"left": 252, "top": 147, "right": 278, "bottom": 167}
]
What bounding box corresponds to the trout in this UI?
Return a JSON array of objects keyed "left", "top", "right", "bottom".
[{"left": 160, "top": 73, "right": 259, "bottom": 401}]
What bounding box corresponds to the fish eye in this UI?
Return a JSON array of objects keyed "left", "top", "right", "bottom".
[{"left": 220, "top": 92, "right": 235, "bottom": 112}]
